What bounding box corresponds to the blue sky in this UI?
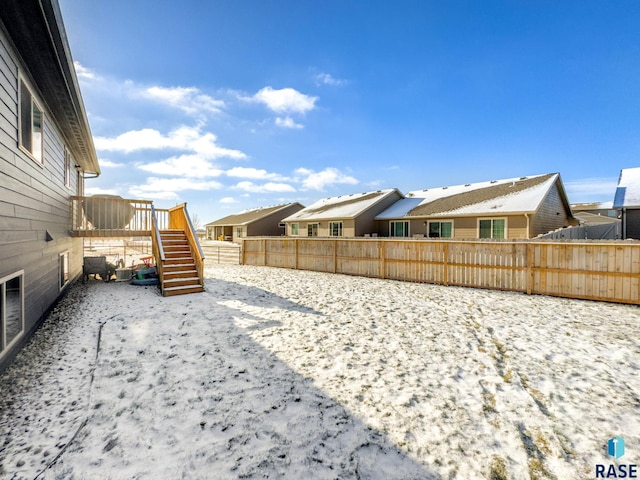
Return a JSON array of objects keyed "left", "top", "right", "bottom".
[{"left": 59, "top": 0, "right": 640, "bottom": 224}]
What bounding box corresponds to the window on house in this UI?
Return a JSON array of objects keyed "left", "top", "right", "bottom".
[
  {"left": 329, "top": 221, "right": 343, "bottom": 237},
  {"left": 291, "top": 223, "right": 299, "bottom": 236},
  {"left": 19, "top": 78, "right": 44, "bottom": 164},
  {"left": 390, "top": 221, "right": 409, "bottom": 237},
  {"left": 428, "top": 221, "right": 453, "bottom": 238},
  {"left": 59, "top": 251, "right": 70, "bottom": 290},
  {"left": 308, "top": 223, "right": 319, "bottom": 237},
  {"left": 64, "top": 148, "right": 72, "bottom": 188},
  {"left": 0, "top": 271, "right": 24, "bottom": 358},
  {"left": 479, "top": 219, "right": 506, "bottom": 239},
  {"left": 236, "top": 227, "right": 244, "bottom": 238}
]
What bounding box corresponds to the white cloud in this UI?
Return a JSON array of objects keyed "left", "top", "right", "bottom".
[
  {"left": 234, "top": 181, "right": 296, "bottom": 193},
  {"left": 144, "top": 86, "right": 224, "bottom": 116},
  {"left": 220, "top": 197, "right": 238, "bottom": 204},
  {"left": 564, "top": 177, "right": 618, "bottom": 199},
  {"left": 138, "top": 155, "right": 224, "bottom": 178},
  {"left": 251, "top": 87, "right": 318, "bottom": 114},
  {"left": 94, "top": 125, "right": 246, "bottom": 160},
  {"left": 314, "top": 73, "right": 347, "bottom": 87},
  {"left": 225, "top": 167, "right": 289, "bottom": 181},
  {"left": 98, "top": 159, "right": 125, "bottom": 168},
  {"left": 275, "top": 116, "right": 304, "bottom": 129},
  {"left": 85, "top": 186, "right": 119, "bottom": 195},
  {"left": 129, "top": 177, "right": 223, "bottom": 200},
  {"left": 295, "top": 167, "right": 359, "bottom": 191},
  {"left": 74, "top": 61, "right": 96, "bottom": 80}
]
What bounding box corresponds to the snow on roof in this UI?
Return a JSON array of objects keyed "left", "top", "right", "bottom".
[
  {"left": 613, "top": 167, "right": 640, "bottom": 208},
  {"left": 206, "top": 203, "right": 301, "bottom": 226},
  {"left": 283, "top": 189, "right": 400, "bottom": 221},
  {"left": 376, "top": 174, "right": 558, "bottom": 219}
]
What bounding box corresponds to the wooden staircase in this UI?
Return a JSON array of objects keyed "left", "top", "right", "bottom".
[{"left": 158, "top": 229, "right": 204, "bottom": 296}]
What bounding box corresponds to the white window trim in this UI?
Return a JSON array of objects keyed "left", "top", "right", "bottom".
[
  {"left": 389, "top": 220, "right": 410, "bottom": 238},
  {"left": 236, "top": 227, "right": 244, "bottom": 238},
  {"left": 59, "top": 251, "right": 70, "bottom": 290},
  {"left": 427, "top": 220, "right": 454, "bottom": 238},
  {"left": 290, "top": 223, "right": 299, "bottom": 236},
  {"left": 0, "top": 270, "right": 25, "bottom": 359},
  {"left": 307, "top": 223, "right": 319, "bottom": 237},
  {"left": 64, "top": 147, "right": 72, "bottom": 188},
  {"left": 18, "top": 75, "right": 45, "bottom": 166},
  {"left": 477, "top": 217, "right": 508, "bottom": 239},
  {"left": 329, "top": 221, "right": 343, "bottom": 237}
]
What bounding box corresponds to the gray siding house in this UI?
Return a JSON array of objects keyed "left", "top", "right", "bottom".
[
  {"left": 614, "top": 167, "right": 640, "bottom": 240},
  {"left": 0, "top": 0, "right": 100, "bottom": 369},
  {"left": 206, "top": 203, "right": 304, "bottom": 243}
]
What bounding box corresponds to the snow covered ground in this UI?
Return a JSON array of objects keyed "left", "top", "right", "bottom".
[{"left": 1, "top": 264, "right": 639, "bottom": 479}]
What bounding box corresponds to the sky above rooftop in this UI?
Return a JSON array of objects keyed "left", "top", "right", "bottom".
[{"left": 58, "top": 0, "right": 640, "bottom": 224}]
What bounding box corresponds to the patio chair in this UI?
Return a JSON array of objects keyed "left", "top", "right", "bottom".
[{"left": 83, "top": 256, "right": 116, "bottom": 282}]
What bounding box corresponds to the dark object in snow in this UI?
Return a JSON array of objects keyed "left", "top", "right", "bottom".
[
  {"left": 83, "top": 256, "right": 116, "bottom": 282},
  {"left": 130, "top": 266, "right": 159, "bottom": 286}
]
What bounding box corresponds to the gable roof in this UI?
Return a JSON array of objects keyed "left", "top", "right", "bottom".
[
  {"left": 613, "top": 167, "right": 640, "bottom": 208},
  {"left": 283, "top": 189, "right": 402, "bottom": 222},
  {"left": 376, "top": 174, "right": 564, "bottom": 219},
  {"left": 0, "top": 0, "right": 99, "bottom": 175},
  {"left": 206, "top": 203, "right": 303, "bottom": 227}
]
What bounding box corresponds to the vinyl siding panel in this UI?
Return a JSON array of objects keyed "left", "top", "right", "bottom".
[
  {"left": 0, "top": 25, "right": 83, "bottom": 368},
  {"left": 623, "top": 209, "right": 640, "bottom": 239},
  {"left": 530, "top": 181, "right": 573, "bottom": 237}
]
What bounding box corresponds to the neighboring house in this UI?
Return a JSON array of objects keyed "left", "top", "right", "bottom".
[
  {"left": 375, "top": 173, "right": 576, "bottom": 239},
  {"left": 613, "top": 166, "right": 640, "bottom": 239},
  {"left": 282, "top": 189, "right": 404, "bottom": 237},
  {"left": 571, "top": 201, "right": 617, "bottom": 218},
  {"left": 0, "top": 1, "right": 100, "bottom": 369},
  {"left": 206, "top": 203, "right": 304, "bottom": 243}
]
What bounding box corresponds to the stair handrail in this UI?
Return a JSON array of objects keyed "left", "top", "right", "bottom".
[
  {"left": 183, "top": 204, "right": 205, "bottom": 261},
  {"left": 151, "top": 204, "right": 165, "bottom": 261}
]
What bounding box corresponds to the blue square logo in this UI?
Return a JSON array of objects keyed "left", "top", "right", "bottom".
[{"left": 608, "top": 436, "right": 625, "bottom": 459}]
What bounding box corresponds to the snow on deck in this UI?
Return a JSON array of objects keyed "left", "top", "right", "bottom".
[{"left": 1, "top": 265, "right": 639, "bottom": 479}]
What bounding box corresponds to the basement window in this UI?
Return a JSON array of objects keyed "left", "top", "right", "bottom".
[
  {"left": 0, "top": 271, "right": 24, "bottom": 358},
  {"left": 19, "top": 77, "right": 44, "bottom": 165}
]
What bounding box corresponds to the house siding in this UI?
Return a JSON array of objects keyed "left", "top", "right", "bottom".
[
  {"left": 530, "top": 181, "right": 574, "bottom": 237},
  {"left": 623, "top": 209, "right": 640, "bottom": 240},
  {"left": 353, "top": 191, "right": 404, "bottom": 236},
  {"left": 0, "top": 24, "right": 82, "bottom": 368}
]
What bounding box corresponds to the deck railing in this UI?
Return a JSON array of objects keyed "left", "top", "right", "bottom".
[{"left": 71, "top": 196, "right": 169, "bottom": 236}]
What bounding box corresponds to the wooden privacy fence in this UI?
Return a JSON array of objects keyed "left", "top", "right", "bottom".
[{"left": 241, "top": 238, "right": 640, "bottom": 305}]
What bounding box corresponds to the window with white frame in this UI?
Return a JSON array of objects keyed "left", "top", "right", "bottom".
[
  {"left": 59, "top": 251, "right": 70, "bottom": 290},
  {"left": 428, "top": 221, "right": 453, "bottom": 238},
  {"left": 307, "top": 223, "right": 319, "bottom": 237},
  {"left": 329, "top": 221, "right": 343, "bottom": 237},
  {"left": 291, "top": 223, "right": 299, "bottom": 236},
  {"left": 64, "top": 148, "right": 72, "bottom": 188},
  {"left": 390, "top": 221, "right": 409, "bottom": 237},
  {"left": 236, "top": 227, "right": 244, "bottom": 238},
  {"left": 0, "top": 271, "right": 24, "bottom": 358},
  {"left": 479, "top": 219, "right": 506, "bottom": 239},
  {"left": 19, "top": 77, "right": 44, "bottom": 164}
]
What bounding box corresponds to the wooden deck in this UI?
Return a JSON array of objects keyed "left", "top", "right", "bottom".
[{"left": 70, "top": 196, "right": 169, "bottom": 237}]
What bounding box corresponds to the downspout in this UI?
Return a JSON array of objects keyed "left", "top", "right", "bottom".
[
  {"left": 622, "top": 207, "right": 627, "bottom": 239},
  {"left": 524, "top": 213, "right": 530, "bottom": 238}
]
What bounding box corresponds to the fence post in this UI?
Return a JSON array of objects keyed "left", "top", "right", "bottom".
[
  {"left": 380, "top": 240, "right": 386, "bottom": 279},
  {"left": 333, "top": 240, "right": 338, "bottom": 273},
  {"left": 443, "top": 242, "right": 449, "bottom": 286},
  {"left": 263, "top": 239, "right": 267, "bottom": 266},
  {"left": 241, "top": 240, "right": 246, "bottom": 265},
  {"left": 295, "top": 238, "right": 299, "bottom": 270},
  {"left": 526, "top": 242, "right": 533, "bottom": 295}
]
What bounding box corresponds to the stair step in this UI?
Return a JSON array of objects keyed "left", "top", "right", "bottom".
[
  {"left": 163, "top": 270, "right": 197, "bottom": 280},
  {"left": 163, "top": 285, "right": 205, "bottom": 296},
  {"left": 164, "top": 257, "right": 195, "bottom": 265}
]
